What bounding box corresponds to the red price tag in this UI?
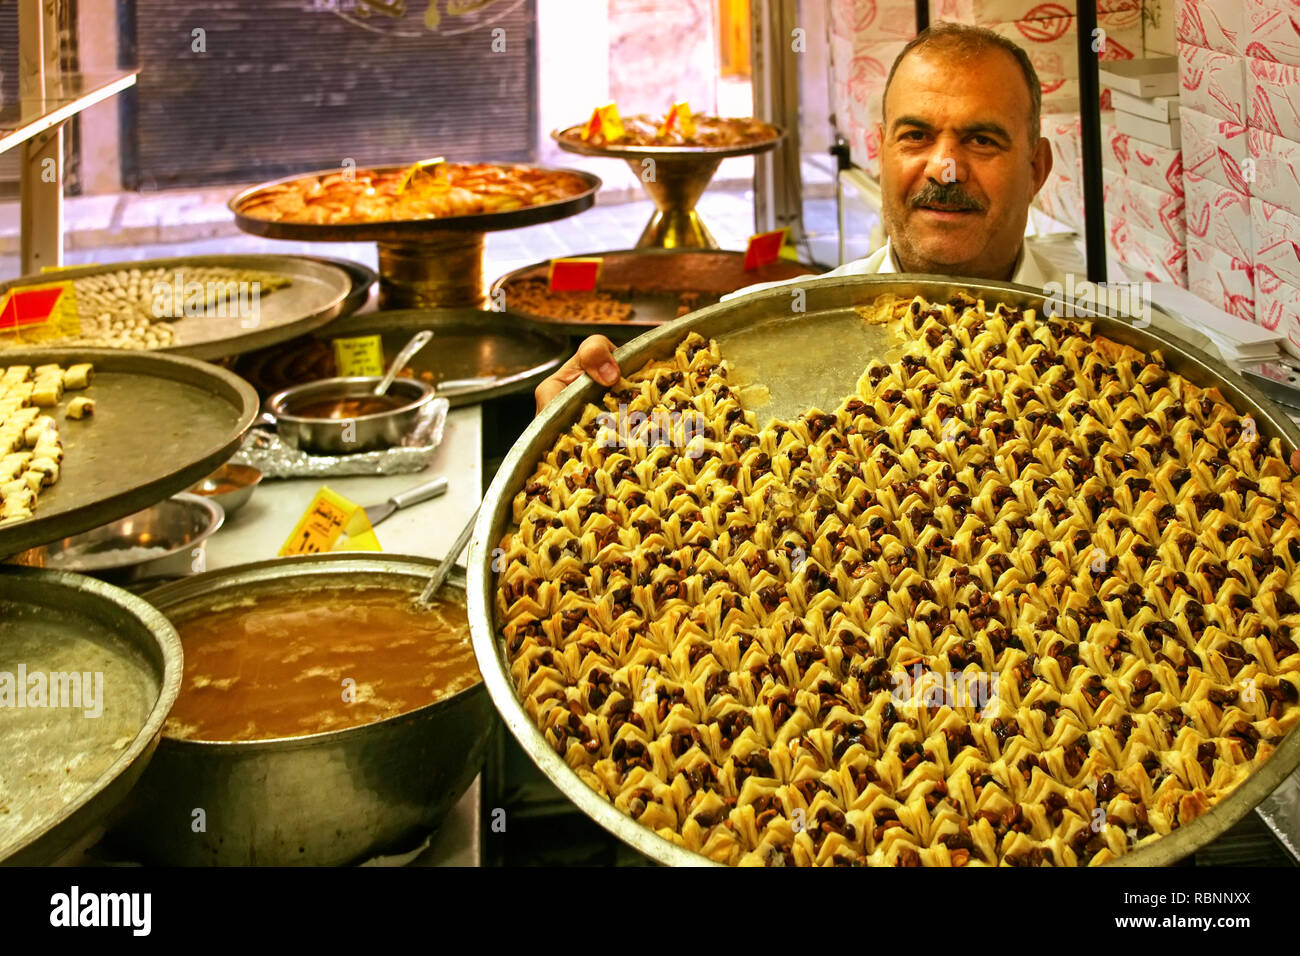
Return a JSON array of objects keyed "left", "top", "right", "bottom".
[
  {"left": 0, "top": 285, "right": 65, "bottom": 331},
  {"left": 548, "top": 257, "right": 603, "bottom": 292},
  {"left": 743, "top": 229, "right": 788, "bottom": 271}
]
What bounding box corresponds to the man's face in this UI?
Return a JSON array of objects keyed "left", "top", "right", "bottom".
[{"left": 878, "top": 44, "right": 1052, "bottom": 281}]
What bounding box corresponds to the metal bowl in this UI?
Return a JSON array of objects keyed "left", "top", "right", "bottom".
[
  {"left": 188, "top": 463, "right": 263, "bottom": 516},
  {"left": 0, "top": 567, "right": 183, "bottom": 865},
  {"left": 467, "top": 273, "right": 1300, "bottom": 867},
  {"left": 102, "top": 553, "right": 492, "bottom": 866},
  {"left": 263, "top": 376, "right": 436, "bottom": 454},
  {"left": 40, "top": 493, "right": 225, "bottom": 587}
]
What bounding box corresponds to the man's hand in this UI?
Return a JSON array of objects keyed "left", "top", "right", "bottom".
[{"left": 534, "top": 334, "right": 620, "bottom": 413}]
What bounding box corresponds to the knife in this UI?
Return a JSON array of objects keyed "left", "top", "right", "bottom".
[{"left": 363, "top": 476, "right": 449, "bottom": 528}]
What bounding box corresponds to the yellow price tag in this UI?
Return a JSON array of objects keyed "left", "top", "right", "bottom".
[
  {"left": 397, "top": 156, "right": 447, "bottom": 194},
  {"left": 279, "top": 486, "right": 382, "bottom": 556},
  {"left": 659, "top": 101, "right": 695, "bottom": 138},
  {"left": 0, "top": 280, "right": 81, "bottom": 344},
  {"left": 332, "top": 334, "right": 386, "bottom": 377}
]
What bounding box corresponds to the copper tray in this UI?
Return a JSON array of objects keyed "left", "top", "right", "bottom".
[{"left": 466, "top": 273, "right": 1300, "bottom": 867}]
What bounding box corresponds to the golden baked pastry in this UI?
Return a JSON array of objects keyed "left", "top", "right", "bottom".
[
  {"left": 494, "top": 295, "right": 1300, "bottom": 866},
  {"left": 558, "top": 114, "right": 779, "bottom": 149},
  {"left": 236, "top": 163, "right": 590, "bottom": 225}
]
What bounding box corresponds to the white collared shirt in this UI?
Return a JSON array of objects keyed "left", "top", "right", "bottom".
[{"left": 723, "top": 238, "right": 1066, "bottom": 300}]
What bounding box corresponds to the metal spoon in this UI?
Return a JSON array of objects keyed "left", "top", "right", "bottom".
[
  {"left": 373, "top": 329, "right": 433, "bottom": 397},
  {"left": 416, "top": 505, "right": 478, "bottom": 607}
]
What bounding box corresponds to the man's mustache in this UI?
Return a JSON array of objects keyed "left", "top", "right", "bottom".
[{"left": 909, "top": 182, "right": 986, "bottom": 212}]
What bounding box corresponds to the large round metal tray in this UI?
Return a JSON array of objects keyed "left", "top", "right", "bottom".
[
  {"left": 552, "top": 125, "right": 784, "bottom": 160},
  {"left": 229, "top": 163, "right": 603, "bottom": 242},
  {"left": 0, "top": 566, "right": 183, "bottom": 865},
  {"left": 0, "top": 348, "right": 259, "bottom": 558},
  {"left": 230, "top": 307, "right": 569, "bottom": 407},
  {"left": 467, "top": 273, "right": 1300, "bottom": 867},
  {"left": 100, "top": 553, "right": 491, "bottom": 866},
  {"left": 0, "top": 255, "right": 354, "bottom": 361},
  {"left": 491, "top": 248, "right": 825, "bottom": 337},
  {"left": 296, "top": 254, "right": 378, "bottom": 319}
]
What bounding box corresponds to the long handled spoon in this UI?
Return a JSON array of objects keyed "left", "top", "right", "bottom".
[
  {"left": 373, "top": 329, "right": 433, "bottom": 397},
  {"left": 416, "top": 505, "right": 479, "bottom": 607}
]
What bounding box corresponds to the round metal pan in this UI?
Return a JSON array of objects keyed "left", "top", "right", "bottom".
[
  {"left": 229, "top": 164, "right": 603, "bottom": 242},
  {"left": 0, "top": 348, "right": 259, "bottom": 558},
  {"left": 551, "top": 125, "right": 784, "bottom": 161},
  {"left": 294, "top": 254, "right": 378, "bottom": 319},
  {"left": 231, "top": 308, "right": 570, "bottom": 407},
  {"left": 0, "top": 566, "right": 183, "bottom": 865},
  {"left": 101, "top": 553, "right": 491, "bottom": 866},
  {"left": 466, "top": 273, "right": 1300, "bottom": 867},
  {"left": 491, "top": 248, "right": 826, "bottom": 338},
  {"left": 0, "top": 255, "right": 354, "bottom": 361}
]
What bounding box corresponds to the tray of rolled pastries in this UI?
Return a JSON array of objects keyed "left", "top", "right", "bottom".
[
  {"left": 0, "top": 348, "right": 258, "bottom": 558},
  {"left": 467, "top": 274, "right": 1300, "bottom": 867}
]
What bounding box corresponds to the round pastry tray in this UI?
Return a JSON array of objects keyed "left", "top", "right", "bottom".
[
  {"left": 0, "top": 566, "right": 182, "bottom": 864},
  {"left": 552, "top": 125, "right": 784, "bottom": 161},
  {"left": 294, "top": 254, "right": 378, "bottom": 319},
  {"left": 466, "top": 273, "right": 1300, "bottom": 868},
  {"left": 0, "top": 348, "right": 259, "bottom": 558},
  {"left": 231, "top": 307, "right": 570, "bottom": 407},
  {"left": 490, "top": 248, "right": 826, "bottom": 337},
  {"left": 0, "top": 255, "right": 354, "bottom": 362},
  {"left": 229, "top": 163, "right": 603, "bottom": 242}
]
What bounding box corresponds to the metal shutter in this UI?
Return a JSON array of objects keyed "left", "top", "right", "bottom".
[{"left": 122, "top": 0, "right": 536, "bottom": 191}]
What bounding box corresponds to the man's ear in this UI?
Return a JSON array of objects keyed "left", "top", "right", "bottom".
[{"left": 1029, "top": 136, "right": 1053, "bottom": 197}]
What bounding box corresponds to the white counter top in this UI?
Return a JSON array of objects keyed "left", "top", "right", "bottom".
[{"left": 205, "top": 404, "right": 483, "bottom": 571}]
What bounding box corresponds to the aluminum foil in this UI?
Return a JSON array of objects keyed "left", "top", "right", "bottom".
[
  {"left": 1257, "top": 769, "right": 1300, "bottom": 863},
  {"left": 231, "top": 398, "right": 449, "bottom": 478}
]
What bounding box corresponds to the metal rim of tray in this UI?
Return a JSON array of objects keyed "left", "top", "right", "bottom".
[
  {"left": 0, "top": 566, "right": 183, "bottom": 865},
  {"left": 551, "top": 125, "right": 784, "bottom": 160},
  {"left": 315, "top": 307, "right": 571, "bottom": 407},
  {"left": 295, "top": 254, "right": 378, "bottom": 318},
  {"left": 489, "top": 247, "right": 825, "bottom": 336},
  {"left": 0, "top": 347, "right": 260, "bottom": 558},
  {"left": 141, "top": 552, "right": 479, "bottom": 752},
  {"left": 466, "top": 273, "right": 1300, "bottom": 868},
  {"left": 228, "top": 163, "right": 603, "bottom": 242},
  {"left": 0, "top": 254, "right": 356, "bottom": 362}
]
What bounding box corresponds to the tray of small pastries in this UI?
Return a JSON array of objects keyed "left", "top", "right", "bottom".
[
  {"left": 231, "top": 307, "right": 571, "bottom": 407},
  {"left": 468, "top": 274, "right": 1300, "bottom": 867},
  {"left": 553, "top": 114, "right": 783, "bottom": 159},
  {"left": 0, "top": 255, "right": 356, "bottom": 362},
  {"left": 491, "top": 249, "right": 825, "bottom": 337},
  {"left": 229, "top": 162, "right": 602, "bottom": 242},
  {"left": 0, "top": 349, "right": 258, "bottom": 558}
]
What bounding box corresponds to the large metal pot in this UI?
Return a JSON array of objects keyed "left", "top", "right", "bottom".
[
  {"left": 263, "top": 376, "right": 436, "bottom": 453},
  {"left": 102, "top": 553, "right": 492, "bottom": 866},
  {"left": 467, "top": 273, "right": 1300, "bottom": 867}
]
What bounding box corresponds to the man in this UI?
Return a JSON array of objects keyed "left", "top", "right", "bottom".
[{"left": 535, "top": 21, "right": 1061, "bottom": 411}]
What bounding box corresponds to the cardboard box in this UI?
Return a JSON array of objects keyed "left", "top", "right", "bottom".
[
  {"left": 1097, "top": 56, "right": 1181, "bottom": 96},
  {"left": 1110, "top": 88, "right": 1181, "bottom": 120},
  {"left": 1108, "top": 215, "right": 1189, "bottom": 284},
  {"left": 1103, "top": 123, "right": 1186, "bottom": 194},
  {"left": 1248, "top": 0, "right": 1300, "bottom": 66},
  {"left": 932, "top": 0, "right": 1140, "bottom": 23},
  {"left": 992, "top": 9, "right": 1145, "bottom": 84},
  {"left": 1121, "top": 175, "right": 1188, "bottom": 242},
  {"left": 1178, "top": 42, "right": 1247, "bottom": 123},
  {"left": 1248, "top": 126, "right": 1300, "bottom": 211},
  {"left": 830, "top": 0, "right": 916, "bottom": 44},
  {"left": 1254, "top": 271, "right": 1300, "bottom": 344},
  {"left": 1176, "top": 0, "right": 1247, "bottom": 55},
  {"left": 1184, "top": 169, "right": 1254, "bottom": 260},
  {"left": 1247, "top": 56, "right": 1300, "bottom": 140},
  {"left": 1182, "top": 105, "right": 1252, "bottom": 193},
  {"left": 1188, "top": 239, "right": 1256, "bottom": 320},
  {"left": 1117, "top": 109, "right": 1183, "bottom": 146},
  {"left": 1252, "top": 196, "right": 1300, "bottom": 288}
]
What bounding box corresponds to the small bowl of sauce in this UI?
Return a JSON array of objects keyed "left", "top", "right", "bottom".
[
  {"left": 263, "top": 376, "right": 437, "bottom": 453},
  {"left": 189, "top": 463, "right": 263, "bottom": 516}
]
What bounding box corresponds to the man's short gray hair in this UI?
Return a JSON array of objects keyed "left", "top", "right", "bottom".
[{"left": 883, "top": 22, "right": 1042, "bottom": 143}]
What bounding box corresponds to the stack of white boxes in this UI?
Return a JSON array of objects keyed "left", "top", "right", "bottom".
[
  {"left": 1177, "top": 0, "right": 1300, "bottom": 340},
  {"left": 1099, "top": 58, "right": 1189, "bottom": 285}
]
